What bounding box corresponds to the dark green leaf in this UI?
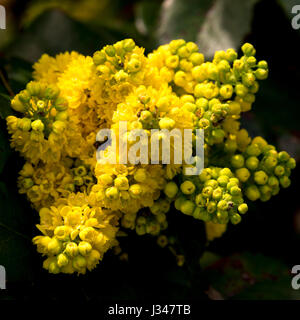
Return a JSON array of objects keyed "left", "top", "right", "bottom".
[{"left": 6, "top": 9, "right": 127, "bottom": 63}]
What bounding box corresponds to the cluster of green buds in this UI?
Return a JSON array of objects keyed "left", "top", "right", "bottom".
[
  {"left": 174, "top": 167, "right": 248, "bottom": 225},
  {"left": 9, "top": 81, "right": 69, "bottom": 138},
  {"left": 228, "top": 137, "right": 296, "bottom": 201},
  {"left": 134, "top": 199, "right": 169, "bottom": 236},
  {"left": 93, "top": 39, "right": 144, "bottom": 80},
  {"left": 68, "top": 162, "right": 96, "bottom": 194}
]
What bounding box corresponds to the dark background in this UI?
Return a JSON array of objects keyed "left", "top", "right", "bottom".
[{"left": 0, "top": 0, "right": 299, "bottom": 300}]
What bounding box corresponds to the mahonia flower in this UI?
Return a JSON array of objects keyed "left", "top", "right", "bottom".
[
  {"left": 33, "top": 193, "right": 119, "bottom": 274},
  {"left": 5, "top": 39, "right": 296, "bottom": 274}
]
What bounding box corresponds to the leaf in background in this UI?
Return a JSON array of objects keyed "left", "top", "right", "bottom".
[
  {"left": 0, "top": 93, "right": 12, "bottom": 120},
  {"left": 203, "top": 252, "right": 300, "bottom": 299},
  {"left": 135, "top": 0, "right": 162, "bottom": 36},
  {"left": 196, "top": 0, "right": 259, "bottom": 58},
  {"left": 157, "top": 0, "right": 259, "bottom": 58},
  {"left": 0, "top": 121, "right": 11, "bottom": 174},
  {"left": 7, "top": 9, "right": 127, "bottom": 63},
  {"left": 157, "top": 0, "right": 213, "bottom": 45},
  {"left": 0, "top": 180, "right": 34, "bottom": 283}
]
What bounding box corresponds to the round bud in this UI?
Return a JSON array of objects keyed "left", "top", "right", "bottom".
[
  {"left": 241, "top": 43, "right": 256, "bottom": 56},
  {"left": 47, "top": 238, "right": 62, "bottom": 255},
  {"left": 231, "top": 154, "right": 245, "bottom": 168},
  {"left": 31, "top": 119, "right": 44, "bottom": 132},
  {"left": 254, "top": 170, "right": 268, "bottom": 185},
  {"left": 78, "top": 241, "right": 92, "bottom": 256},
  {"left": 246, "top": 156, "right": 259, "bottom": 170},
  {"left": 93, "top": 51, "right": 106, "bottom": 65},
  {"left": 180, "top": 180, "right": 196, "bottom": 195},
  {"left": 11, "top": 97, "right": 26, "bottom": 113},
  {"left": 164, "top": 181, "right": 178, "bottom": 198},
  {"left": 106, "top": 186, "right": 119, "bottom": 199},
  {"left": 255, "top": 68, "right": 268, "bottom": 80},
  {"left": 57, "top": 253, "right": 69, "bottom": 268},
  {"left": 114, "top": 176, "right": 129, "bottom": 190},
  {"left": 245, "top": 185, "right": 260, "bottom": 201},
  {"left": 238, "top": 203, "right": 248, "bottom": 214},
  {"left": 123, "top": 39, "right": 135, "bottom": 51},
  {"left": 230, "top": 213, "right": 242, "bottom": 224},
  {"left": 65, "top": 242, "right": 78, "bottom": 258},
  {"left": 18, "top": 118, "right": 31, "bottom": 131},
  {"left": 235, "top": 168, "right": 250, "bottom": 182},
  {"left": 180, "top": 200, "right": 195, "bottom": 215}
]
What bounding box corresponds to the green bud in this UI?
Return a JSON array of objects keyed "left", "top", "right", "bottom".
[
  {"left": 18, "top": 118, "right": 31, "bottom": 131},
  {"left": 180, "top": 180, "right": 196, "bottom": 195},
  {"left": 54, "top": 97, "right": 68, "bottom": 111},
  {"left": 257, "top": 60, "right": 268, "bottom": 69},
  {"left": 255, "top": 68, "right": 268, "bottom": 80},
  {"left": 241, "top": 43, "right": 256, "bottom": 56},
  {"left": 180, "top": 200, "right": 195, "bottom": 216},
  {"left": 123, "top": 39, "right": 135, "bottom": 52},
  {"left": 44, "top": 85, "right": 60, "bottom": 100},
  {"left": 235, "top": 168, "right": 250, "bottom": 183},
  {"left": 26, "top": 81, "right": 41, "bottom": 96},
  {"left": 274, "top": 165, "right": 285, "bottom": 177},
  {"left": 279, "top": 176, "right": 291, "bottom": 188},
  {"left": 245, "top": 185, "right": 260, "bottom": 201},
  {"left": 286, "top": 158, "right": 296, "bottom": 169},
  {"left": 105, "top": 45, "right": 116, "bottom": 57},
  {"left": 238, "top": 203, "right": 248, "bottom": 214},
  {"left": 18, "top": 90, "right": 31, "bottom": 103},
  {"left": 231, "top": 154, "right": 245, "bottom": 169},
  {"left": 230, "top": 213, "right": 241, "bottom": 224},
  {"left": 164, "top": 181, "right": 178, "bottom": 198},
  {"left": 93, "top": 51, "right": 106, "bottom": 65},
  {"left": 254, "top": 170, "right": 268, "bottom": 185},
  {"left": 246, "top": 156, "right": 259, "bottom": 170}
]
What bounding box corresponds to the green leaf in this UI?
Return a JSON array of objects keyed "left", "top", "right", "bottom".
[
  {"left": 6, "top": 9, "right": 127, "bottom": 63},
  {"left": 0, "top": 122, "right": 11, "bottom": 174},
  {"left": 0, "top": 181, "right": 34, "bottom": 283},
  {"left": 203, "top": 252, "right": 300, "bottom": 299},
  {"left": 0, "top": 94, "right": 12, "bottom": 120},
  {"left": 157, "top": 0, "right": 259, "bottom": 57},
  {"left": 157, "top": 0, "right": 213, "bottom": 45},
  {"left": 135, "top": 0, "right": 162, "bottom": 36},
  {"left": 196, "top": 0, "right": 259, "bottom": 57}
]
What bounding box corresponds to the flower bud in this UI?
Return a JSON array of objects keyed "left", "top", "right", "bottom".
[
  {"left": 78, "top": 241, "right": 92, "bottom": 256},
  {"left": 47, "top": 238, "right": 62, "bottom": 255},
  {"left": 31, "top": 119, "right": 44, "bottom": 132},
  {"left": 65, "top": 242, "right": 78, "bottom": 257},
  {"left": 93, "top": 51, "right": 106, "bottom": 65},
  {"left": 57, "top": 253, "right": 69, "bottom": 268},
  {"left": 18, "top": 118, "right": 31, "bottom": 131},
  {"left": 180, "top": 200, "right": 195, "bottom": 215}
]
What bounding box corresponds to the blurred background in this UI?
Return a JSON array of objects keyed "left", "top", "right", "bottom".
[{"left": 0, "top": 0, "right": 300, "bottom": 300}]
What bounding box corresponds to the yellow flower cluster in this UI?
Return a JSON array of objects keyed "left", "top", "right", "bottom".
[{"left": 5, "top": 39, "right": 296, "bottom": 273}]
